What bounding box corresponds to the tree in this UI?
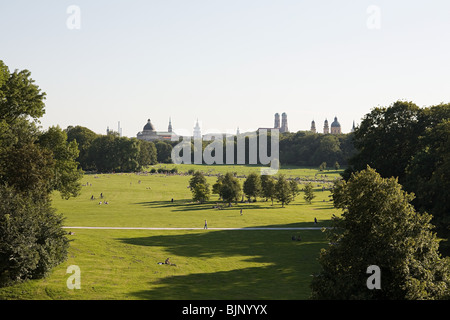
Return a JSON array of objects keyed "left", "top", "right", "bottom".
[
  {"left": 189, "top": 171, "right": 208, "bottom": 190},
  {"left": 215, "top": 173, "right": 242, "bottom": 205},
  {"left": 334, "top": 161, "right": 340, "bottom": 170},
  {"left": 289, "top": 180, "right": 300, "bottom": 201},
  {"left": 189, "top": 171, "right": 210, "bottom": 202},
  {"left": 0, "top": 60, "right": 74, "bottom": 287},
  {"left": 155, "top": 141, "right": 173, "bottom": 163},
  {"left": 87, "top": 135, "right": 141, "bottom": 172},
  {"left": 310, "top": 166, "right": 450, "bottom": 300},
  {"left": 303, "top": 182, "right": 315, "bottom": 204},
  {"left": 38, "top": 126, "right": 83, "bottom": 199},
  {"left": 66, "top": 125, "right": 98, "bottom": 170},
  {"left": 275, "top": 174, "right": 292, "bottom": 207},
  {"left": 261, "top": 174, "right": 276, "bottom": 205},
  {"left": 192, "top": 183, "right": 210, "bottom": 204},
  {"left": 348, "top": 100, "right": 424, "bottom": 182},
  {"left": 319, "top": 162, "right": 327, "bottom": 171},
  {"left": 313, "top": 135, "right": 341, "bottom": 166},
  {"left": 404, "top": 117, "right": 450, "bottom": 251},
  {"left": 243, "top": 172, "right": 262, "bottom": 201},
  {"left": 0, "top": 185, "right": 69, "bottom": 287},
  {"left": 0, "top": 67, "right": 46, "bottom": 123},
  {"left": 137, "top": 140, "right": 157, "bottom": 168}
]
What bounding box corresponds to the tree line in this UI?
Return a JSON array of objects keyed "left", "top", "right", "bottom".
[
  {"left": 67, "top": 126, "right": 355, "bottom": 173},
  {"left": 188, "top": 171, "right": 316, "bottom": 208}
]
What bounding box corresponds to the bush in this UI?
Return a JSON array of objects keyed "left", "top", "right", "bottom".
[{"left": 0, "top": 186, "right": 69, "bottom": 287}]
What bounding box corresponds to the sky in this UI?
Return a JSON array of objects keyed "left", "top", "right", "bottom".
[{"left": 1, "top": 0, "right": 450, "bottom": 137}]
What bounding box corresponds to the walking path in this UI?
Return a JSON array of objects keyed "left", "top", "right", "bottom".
[{"left": 63, "top": 226, "right": 323, "bottom": 231}]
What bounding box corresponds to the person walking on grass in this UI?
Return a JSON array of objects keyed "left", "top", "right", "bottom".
[{"left": 204, "top": 220, "right": 208, "bottom": 229}]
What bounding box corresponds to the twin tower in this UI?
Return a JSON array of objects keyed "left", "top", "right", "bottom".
[{"left": 274, "top": 112, "right": 289, "bottom": 133}]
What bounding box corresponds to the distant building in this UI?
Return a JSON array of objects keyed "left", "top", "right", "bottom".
[
  {"left": 193, "top": 119, "right": 202, "bottom": 140},
  {"left": 258, "top": 113, "right": 289, "bottom": 134},
  {"left": 280, "top": 112, "right": 288, "bottom": 133},
  {"left": 323, "top": 119, "right": 329, "bottom": 134},
  {"left": 330, "top": 116, "right": 341, "bottom": 134},
  {"left": 274, "top": 113, "right": 280, "bottom": 129},
  {"left": 310, "top": 120, "right": 316, "bottom": 133},
  {"left": 310, "top": 116, "right": 342, "bottom": 134},
  {"left": 136, "top": 118, "right": 177, "bottom": 142}
]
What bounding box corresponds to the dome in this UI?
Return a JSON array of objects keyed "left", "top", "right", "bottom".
[
  {"left": 143, "top": 119, "right": 155, "bottom": 131},
  {"left": 331, "top": 116, "right": 341, "bottom": 128}
]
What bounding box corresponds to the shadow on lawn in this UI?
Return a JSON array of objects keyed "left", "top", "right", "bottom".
[
  {"left": 134, "top": 199, "right": 294, "bottom": 212},
  {"left": 117, "top": 222, "right": 330, "bottom": 300}
]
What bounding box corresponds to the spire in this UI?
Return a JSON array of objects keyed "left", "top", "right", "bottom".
[
  {"left": 168, "top": 117, "right": 172, "bottom": 133},
  {"left": 193, "top": 118, "right": 201, "bottom": 139}
]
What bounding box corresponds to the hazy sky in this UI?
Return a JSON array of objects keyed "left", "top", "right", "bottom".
[{"left": 1, "top": 1, "right": 450, "bottom": 137}]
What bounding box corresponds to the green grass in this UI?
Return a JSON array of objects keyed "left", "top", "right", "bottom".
[{"left": 0, "top": 164, "right": 341, "bottom": 300}]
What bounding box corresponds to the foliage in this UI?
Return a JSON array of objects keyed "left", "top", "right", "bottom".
[
  {"left": 0, "top": 185, "right": 69, "bottom": 287},
  {"left": 279, "top": 131, "right": 355, "bottom": 167},
  {"left": 39, "top": 126, "right": 83, "bottom": 199},
  {"left": 155, "top": 141, "right": 173, "bottom": 163},
  {"left": 0, "top": 67, "right": 46, "bottom": 123},
  {"left": 260, "top": 174, "right": 276, "bottom": 205},
  {"left": 289, "top": 180, "right": 300, "bottom": 201},
  {"left": 189, "top": 171, "right": 210, "bottom": 203},
  {"left": 347, "top": 101, "right": 450, "bottom": 253},
  {"left": 0, "top": 60, "right": 74, "bottom": 287},
  {"left": 274, "top": 174, "right": 292, "bottom": 207},
  {"left": 243, "top": 172, "right": 262, "bottom": 201},
  {"left": 311, "top": 166, "right": 450, "bottom": 300},
  {"left": 303, "top": 182, "right": 315, "bottom": 204},
  {"left": 66, "top": 125, "right": 99, "bottom": 170},
  {"left": 189, "top": 171, "right": 208, "bottom": 190},
  {"left": 192, "top": 183, "right": 211, "bottom": 203},
  {"left": 213, "top": 173, "right": 242, "bottom": 205}
]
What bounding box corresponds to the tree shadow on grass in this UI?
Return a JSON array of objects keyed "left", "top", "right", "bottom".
[
  {"left": 116, "top": 222, "right": 330, "bottom": 300},
  {"left": 134, "top": 200, "right": 283, "bottom": 212}
]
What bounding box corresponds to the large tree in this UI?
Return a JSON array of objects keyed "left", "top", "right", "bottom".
[
  {"left": 0, "top": 60, "right": 77, "bottom": 286},
  {"left": 213, "top": 173, "right": 242, "bottom": 205},
  {"left": 243, "top": 172, "right": 262, "bottom": 202},
  {"left": 274, "top": 174, "right": 292, "bottom": 207},
  {"left": 311, "top": 166, "right": 450, "bottom": 300},
  {"left": 260, "top": 174, "right": 276, "bottom": 205},
  {"left": 346, "top": 101, "right": 450, "bottom": 255},
  {"left": 346, "top": 100, "right": 424, "bottom": 182}
]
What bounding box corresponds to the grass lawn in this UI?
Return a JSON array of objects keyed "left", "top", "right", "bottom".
[{"left": 0, "top": 165, "right": 342, "bottom": 300}]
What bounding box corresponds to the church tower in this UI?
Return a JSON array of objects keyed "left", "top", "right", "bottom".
[
  {"left": 311, "top": 120, "right": 316, "bottom": 133},
  {"left": 274, "top": 113, "right": 280, "bottom": 129},
  {"left": 193, "top": 119, "right": 201, "bottom": 139},
  {"left": 168, "top": 117, "right": 173, "bottom": 133},
  {"left": 323, "top": 119, "right": 329, "bottom": 134},
  {"left": 280, "top": 112, "right": 288, "bottom": 133}
]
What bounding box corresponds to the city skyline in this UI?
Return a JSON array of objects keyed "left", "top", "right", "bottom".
[{"left": 1, "top": 1, "right": 449, "bottom": 137}]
